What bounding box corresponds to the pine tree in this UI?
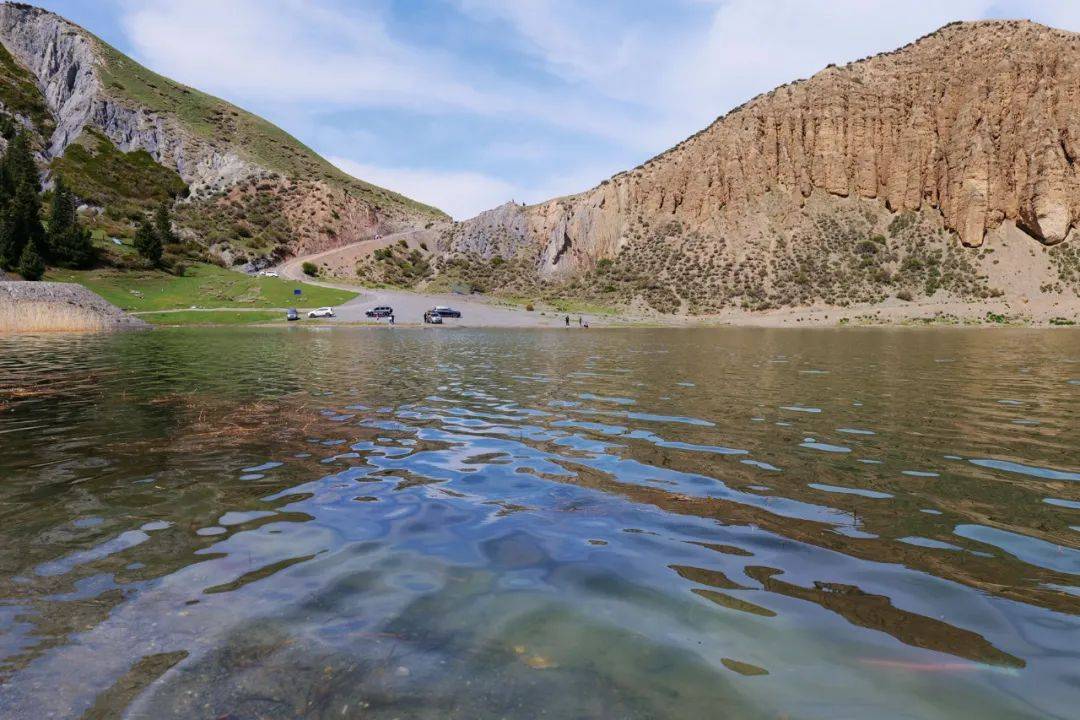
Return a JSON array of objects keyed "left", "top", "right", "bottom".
[
  {"left": 1, "top": 179, "right": 44, "bottom": 271},
  {"left": 1, "top": 132, "right": 39, "bottom": 198},
  {"left": 154, "top": 199, "right": 176, "bottom": 247},
  {"left": 0, "top": 131, "right": 44, "bottom": 271},
  {"left": 134, "top": 217, "right": 161, "bottom": 265},
  {"left": 47, "top": 177, "right": 75, "bottom": 255},
  {"left": 53, "top": 223, "right": 95, "bottom": 268},
  {"left": 16, "top": 237, "right": 44, "bottom": 280},
  {"left": 0, "top": 211, "right": 13, "bottom": 269},
  {"left": 45, "top": 176, "right": 94, "bottom": 268}
]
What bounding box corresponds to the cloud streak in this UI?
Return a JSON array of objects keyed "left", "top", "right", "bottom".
[{"left": 85, "top": 1, "right": 1080, "bottom": 217}]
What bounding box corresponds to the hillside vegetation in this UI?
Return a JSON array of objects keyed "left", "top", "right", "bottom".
[
  {"left": 0, "top": 2, "right": 446, "bottom": 280},
  {"left": 440, "top": 20, "right": 1080, "bottom": 319},
  {"left": 45, "top": 264, "right": 355, "bottom": 312},
  {"left": 93, "top": 39, "right": 440, "bottom": 218}
]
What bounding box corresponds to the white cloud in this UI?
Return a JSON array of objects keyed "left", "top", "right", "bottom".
[
  {"left": 330, "top": 158, "right": 519, "bottom": 220},
  {"left": 116, "top": 0, "right": 655, "bottom": 149},
  {"left": 119, "top": 0, "right": 503, "bottom": 114},
  {"left": 331, "top": 157, "right": 617, "bottom": 220},
  {"left": 109, "top": 0, "right": 1080, "bottom": 220}
]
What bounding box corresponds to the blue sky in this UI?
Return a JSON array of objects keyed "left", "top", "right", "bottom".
[{"left": 29, "top": 0, "right": 1080, "bottom": 219}]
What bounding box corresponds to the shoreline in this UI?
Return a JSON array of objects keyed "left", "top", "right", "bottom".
[
  {"left": 0, "top": 282, "right": 149, "bottom": 334},
  {"left": 5, "top": 281, "right": 1075, "bottom": 332}
]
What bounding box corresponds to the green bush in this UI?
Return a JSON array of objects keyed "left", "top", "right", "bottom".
[{"left": 302, "top": 261, "right": 318, "bottom": 276}]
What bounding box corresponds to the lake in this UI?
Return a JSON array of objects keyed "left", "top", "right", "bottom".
[{"left": 1, "top": 326, "right": 1077, "bottom": 719}]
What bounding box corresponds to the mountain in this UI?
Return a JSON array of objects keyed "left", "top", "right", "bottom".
[
  {"left": 441, "top": 20, "right": 1080, "bottom": 316},
  {"left": 0, "top": 2, "right": 446, "bottom": 269}
]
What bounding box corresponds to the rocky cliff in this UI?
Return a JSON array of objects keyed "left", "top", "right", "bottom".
[
  {"left": 446, "top": 20, "right": 1080, "bottom": 314},
  {"left": 0, "top": 3, "right": 446, "bottom": 264}
]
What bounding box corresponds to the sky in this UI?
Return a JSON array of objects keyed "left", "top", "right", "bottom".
[{"left": 28, "top": 0, "right": 1080, "bottom": 219}]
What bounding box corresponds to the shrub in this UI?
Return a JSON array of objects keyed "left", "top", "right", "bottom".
[
  {"left": 896, "top": 289, "right": 913, "bottom": 302},
  {"left": 302, "top": 261, "right": 318, "bottom": 276}
]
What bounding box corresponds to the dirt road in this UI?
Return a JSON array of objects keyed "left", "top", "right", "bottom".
[{"left": 275, "top": 232, "right": 583, "bottom": 328}]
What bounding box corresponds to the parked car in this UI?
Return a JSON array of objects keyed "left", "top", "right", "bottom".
[
  {"left": 423, "top": 309, "right": 443, "bottom": 324},
  {"left": 434, "top": 305, "right": 461, "bottom": 318},
  {"left": 258, "top": 270, "right": 279, "bottom": 278},
  {"left": 308, "top": 307, "right": 335, "bottom": 318},
  {"left": 286, "top": 308, "right": 299, "bottom": 321},
  {"left": 366, "top": 306, "right": 394, "bottom": 318}
]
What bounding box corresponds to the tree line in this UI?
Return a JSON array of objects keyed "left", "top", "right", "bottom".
[
  {"left": 0, "top": 131, "right": 95, "bottom": 280},
  {"left": 0, "top": 129, "right": 177, "bottom": 281}
]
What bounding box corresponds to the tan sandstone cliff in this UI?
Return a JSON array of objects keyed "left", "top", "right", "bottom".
[{"left": 446, "top": 20, "right": 1080, "bottom": 312}]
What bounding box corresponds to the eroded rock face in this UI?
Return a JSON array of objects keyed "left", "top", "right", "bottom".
[
  {"left": 0, "top": 3, "right": 256, "bottom": 193},
  {"left": 0, "top": 4, "right": 443, "bottom": 259},
  {"left": 456, "top": 20, "right": 1079, "bottom": 276}
]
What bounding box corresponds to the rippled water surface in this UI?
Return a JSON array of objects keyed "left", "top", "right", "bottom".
[{"left": 1, "top": 327, "right": 1078, "bottom": 719}]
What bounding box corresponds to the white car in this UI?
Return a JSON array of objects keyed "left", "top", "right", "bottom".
[
  {"left": 258, "top": 270, "right": 279, "bottom": 278},
  {"left": 308, "top": 307, "right": 335, "bottom": 318}
]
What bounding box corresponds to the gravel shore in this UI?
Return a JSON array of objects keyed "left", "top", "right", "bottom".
[{"left": 0, "top": 281, "right": 149, "bottom": 333}]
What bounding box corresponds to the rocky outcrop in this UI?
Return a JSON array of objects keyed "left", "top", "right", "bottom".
[
  {"left": 0, "top": 3, "right": 99, "bottom": 157},
  {"left": 0, "top": 3, "right": 255, "bottom": 192},
  {"left": 456, "top": 20, "right": 1080, "bottom": 281},
  {"left": 0, "top": 3, "right": 446, "bottom": 263},
  {"left": 441, "top": 201, "right": 532, "bottom": 258},
  {"left": 0, "top": 281, "right": 149, "bottom": 333}
]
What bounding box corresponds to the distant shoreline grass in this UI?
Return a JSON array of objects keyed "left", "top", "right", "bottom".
[
  {"left": 45, "top": 263, "right": 357, "bottom": 312},
  {"left": 139, "top": 309, "right": 284, "bottom": 326}
]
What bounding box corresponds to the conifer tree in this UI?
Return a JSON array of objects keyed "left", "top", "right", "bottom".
[
  {"left": 1, "top": 178, "right": 45, "bottom": 271},
  {"left": 0, "top": 211, "right": 13, "bottom": 269},
  {"left": 0, "top": 131, "right": 44, "bottom": 271},
  {"left": 16, "top": 236, "right": 44, "bottom": 280},
  {"left": 48, "top": 177, "right": 75, "bottom": 244},
  {"left": 46, "top": 176, "right": 94, "bottom": 268},
  {"left": 134, "top": 217, "right": 161, "bottom": 265},
  {"left": 1, "top": 132, "right": 38, "bottom": 198},
  {"left": 153, "top": 199, "right": 176, "bottom": 247}
]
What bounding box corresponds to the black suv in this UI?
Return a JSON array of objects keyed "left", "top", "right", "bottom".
[
  {"left": 433, "top": 306, "right": 461, "bottom": 318},
  {"left": 365, "top": 306, "right": 394, "bottom": 318}
]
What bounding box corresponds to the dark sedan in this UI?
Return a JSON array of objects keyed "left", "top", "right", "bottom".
[{"left": 433, "top": 305, "right": 461, "bottom": 318}]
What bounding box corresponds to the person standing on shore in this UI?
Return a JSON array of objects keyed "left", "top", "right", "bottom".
[{"left": 564, "top": 315, "right": 570, "bottom": 327}]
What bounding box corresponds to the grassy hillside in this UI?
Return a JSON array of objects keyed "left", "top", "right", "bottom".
[
  {"left": 91, "top": 37, "right": 445, "bottom": 220},
  {"left": 45, "top": 263, "right": 356, "bottom": 312},
  {"left": 50, "top": 128, "right": 188, "bottom": 216}
]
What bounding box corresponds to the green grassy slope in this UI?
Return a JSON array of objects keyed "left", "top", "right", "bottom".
[
  {"left": 45, "top": 263, "right": 356, "bottom": 312},
  {"left": 91, "top": 37, "right": 446, "bottom": 220},
  {"left": 50, "top": 129, "right": 188, "bottom": 215},
  {"left": 141, "top": 309, "right": 285, "bottom": 326}
]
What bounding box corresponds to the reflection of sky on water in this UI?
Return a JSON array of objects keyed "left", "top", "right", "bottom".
[{"left": 0, "top": 327, "right": 1077, "bottom": 719}]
